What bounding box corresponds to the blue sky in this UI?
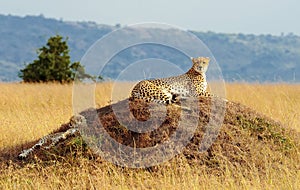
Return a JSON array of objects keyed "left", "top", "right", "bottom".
[{"left": 1, "top": 0, "right": 299, "bottom": 35}]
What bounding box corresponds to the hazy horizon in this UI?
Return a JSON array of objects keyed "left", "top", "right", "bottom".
[{"left": 1, "top": 0, "right": 299, "bottom": 36}]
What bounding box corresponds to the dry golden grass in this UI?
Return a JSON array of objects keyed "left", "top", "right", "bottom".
[
  {"left": 0, "top": 82, "right": 299, "bottom": 189},
  {"left": 226, "top": 83, "right": 300, "bottom": 132},
  {"left": 0, "top": 82, "right": 119, "bottom": 149},
  {"left": 0, "top": 83, "right": 73, "bottom": 149}
]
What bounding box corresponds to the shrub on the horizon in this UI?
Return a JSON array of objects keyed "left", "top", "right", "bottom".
[{"left": 19, "top": 35, "right": 93, "bottom": 83}]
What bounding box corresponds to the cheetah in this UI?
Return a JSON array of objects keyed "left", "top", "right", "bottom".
[{"left": 130, "top": 57, "right": 212, "bottom": 104}]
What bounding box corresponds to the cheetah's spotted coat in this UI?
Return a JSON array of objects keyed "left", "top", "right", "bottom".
[{"left": 130, "top": 57, "right": 212, "bottom": 104}]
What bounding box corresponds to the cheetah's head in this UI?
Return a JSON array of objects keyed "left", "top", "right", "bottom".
[{"left": 191, "top": 57, "right": 210, "bottom": 73}]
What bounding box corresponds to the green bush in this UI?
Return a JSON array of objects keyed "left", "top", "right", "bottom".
[{"left": 19, "top": 35, "right": 89, "bottom": 83}]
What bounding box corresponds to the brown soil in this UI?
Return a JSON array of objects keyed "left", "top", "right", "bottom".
[{"left": 0, "top": 97, "right": 299, "bottom": 174}]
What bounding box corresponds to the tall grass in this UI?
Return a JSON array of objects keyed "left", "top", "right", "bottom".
[
  {"left": 0, "top": 82, "right": 299, "bottom": 189},
  {"left": 226, "top": 83, "right": 300, "bottom": 132}
]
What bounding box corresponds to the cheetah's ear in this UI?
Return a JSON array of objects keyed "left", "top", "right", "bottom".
[{"left": 190, "top": 57, "right": 195, "bottom": 63}]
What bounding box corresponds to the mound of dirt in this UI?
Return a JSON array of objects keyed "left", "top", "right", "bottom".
[{"left": 1, "top": 97, "right": 299, "bottom": 174}]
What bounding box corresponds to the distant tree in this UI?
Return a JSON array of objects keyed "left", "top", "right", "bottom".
[{"left": 19, "top": 35, "right": 93, "bottom": 83}]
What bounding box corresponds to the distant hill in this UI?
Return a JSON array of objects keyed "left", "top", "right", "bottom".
[
  {"left": 0, "top": 14, "right": 299, "bottom": 82},
  {"left": 194, "top": 31, "right": 300, "bottom": 82}
]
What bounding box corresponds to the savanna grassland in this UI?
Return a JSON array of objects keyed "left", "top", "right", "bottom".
[{"left": 0, "top": 82, "right": 299, "bottom": 189}]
